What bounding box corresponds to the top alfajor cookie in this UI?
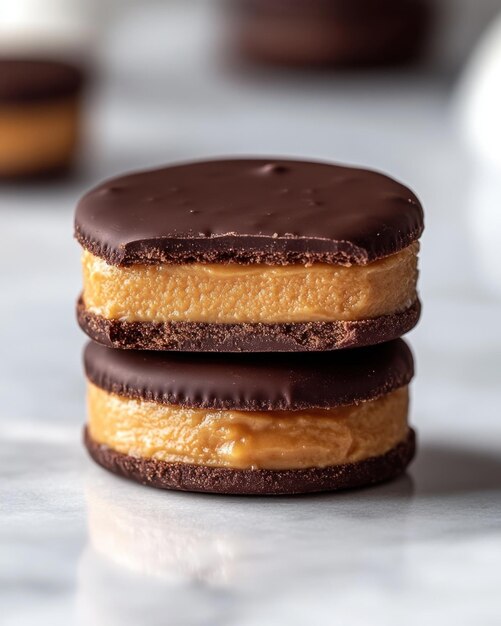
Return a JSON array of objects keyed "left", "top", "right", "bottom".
[{"left": 75, "top": 158, "right": 423, "bottom": 352}]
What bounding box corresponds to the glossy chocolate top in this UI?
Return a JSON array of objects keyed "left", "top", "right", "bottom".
[
  {"left": 0, "top": 59, "right": 85, "bottom": 104},
  {"left": 84, "top": 339, "right": 414, "bottom": 411},
  {"left": 75, "top": 159, "right": 423, "bottom": 266}
]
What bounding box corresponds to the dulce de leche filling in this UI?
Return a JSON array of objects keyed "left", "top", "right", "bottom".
[
  {"left": 87, "top": 384, "right": 409, "bottom": 470},
  {"left": 0, "top": 98, "right": 80, "bottom": 176},
  {"left": 81, "top": 243, "right": 419, "bottom": 324}
]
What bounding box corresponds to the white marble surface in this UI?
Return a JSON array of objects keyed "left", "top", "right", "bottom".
[{"left": 1, "top": 4, "right": 501, "bottom": 625}]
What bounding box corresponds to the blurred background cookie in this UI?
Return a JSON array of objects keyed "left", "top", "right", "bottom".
[
  {"left": 228, "top": 0, "right": 433, "bottom": 68},
  {"left": 0, "top": 59, "right": 85, "bottom": 179}
]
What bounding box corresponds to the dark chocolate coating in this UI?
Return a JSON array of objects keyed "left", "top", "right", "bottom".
[
  {"left": 75, "top": 159, "right": 423, "bottom": 266},
  {"left": 0, "top": 59, "right": 85, "bottom": 104},
  {"left": 85, "top": 428, "right": 416, "bottom": 495},
  {"left": 84, "top": 337, "right": 413, "bottom": 411},
  {"left": 78, "top": 296, "right": 420, "bottom": 353}
]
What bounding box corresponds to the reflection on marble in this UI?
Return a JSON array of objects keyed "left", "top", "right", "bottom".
[
  {"left": 69, "top": 436, "right": 501, "bottom": 626},
  {"left": 2, "top": 402, "right": 501, "bottom": 626},
  {"left": 77, "top": 467, "right": 414, "bottom": 626},
  {"left": 84, "top": 470, "right": 239, "bottom": 584}
]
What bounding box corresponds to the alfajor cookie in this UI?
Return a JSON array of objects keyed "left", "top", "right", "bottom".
[
  {"left": 84, "top": 339, "right": 416, "bottom": 495},
  {"left": 229, "top": 0, "right": 432, "bottom": 68},
  {"left": 75, "top": 158, "right": 423, "bottom": 352},
  {"left": 0, "top": 59, "right": 85, "bottom": 179}
]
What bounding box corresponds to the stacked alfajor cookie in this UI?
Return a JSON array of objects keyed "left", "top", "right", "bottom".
[{"left": 76, "top": 158, "right": 423, "bottom": 495}]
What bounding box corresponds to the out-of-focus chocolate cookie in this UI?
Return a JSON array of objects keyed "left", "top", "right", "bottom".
[
  {"left": 229, "top": 0, "right": 432, "bottom": 68},
  {"left": 0, "top": 59, "right": 85, "bottom": 179}
]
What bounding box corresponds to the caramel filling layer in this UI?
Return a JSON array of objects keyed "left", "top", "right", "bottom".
[
  {"left": 87, "top": 384, "right": 409, "bottom": 470},
  {"left": 81, "top": 243, "right": 418, "bottom": 324},
  {"left": 0, "top": 98, "right": 80, "bottom": 176}
]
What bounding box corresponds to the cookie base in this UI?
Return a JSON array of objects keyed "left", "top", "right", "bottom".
[
  {"left": 77, "top": 298, "right": 420, "bottom": 352},
  {"left": 84, "top": 427, "right": 416, "bottom": 495}
]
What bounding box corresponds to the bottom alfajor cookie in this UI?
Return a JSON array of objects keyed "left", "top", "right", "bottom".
[
  {"left": 82, "top": 340, "right": 416, "bottom": 495},
  {"left": 85, "top": 427, "right": 415, "bottom": 495}
]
